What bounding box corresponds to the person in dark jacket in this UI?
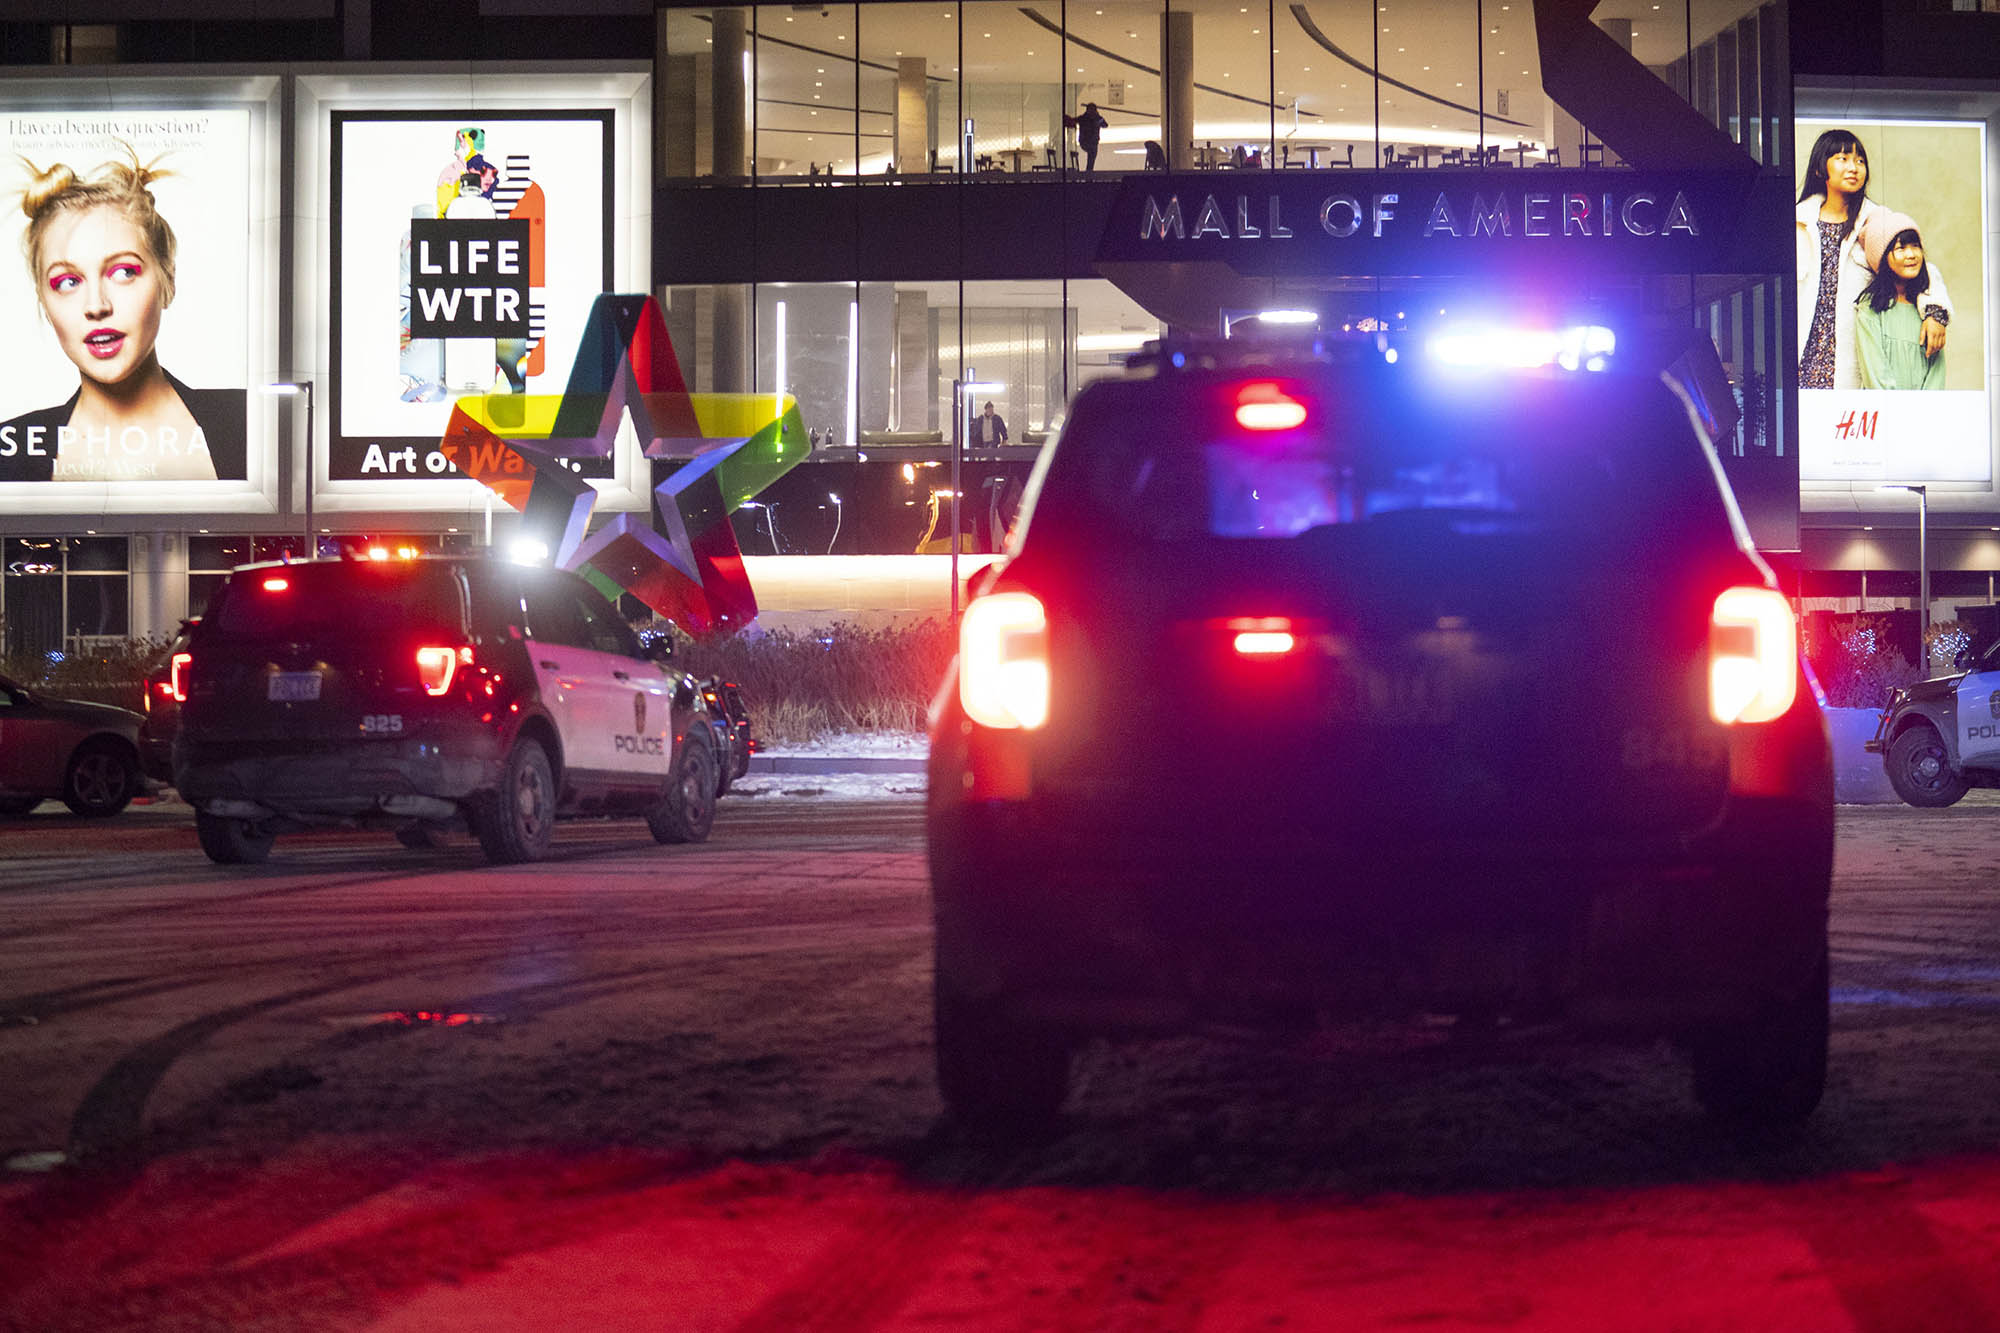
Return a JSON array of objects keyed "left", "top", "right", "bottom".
[{"left": 1065, "top": 103, "right": 1109, "bottom": 175}]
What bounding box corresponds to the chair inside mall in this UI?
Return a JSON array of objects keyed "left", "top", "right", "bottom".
[
  {"left": 1579, "top": 140, "right": 1607, "bottom": 168},
  {"left": 1143, "top": 141, "right": 1167, "bottom": 171},
  {"left": 1535, "top": 145, "right": 1563, "bottom": 167}
]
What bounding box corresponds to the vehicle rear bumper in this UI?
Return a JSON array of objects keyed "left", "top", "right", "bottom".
[
  {"left": 174, "top": 733, "right": 504, "bottom": 820},
  {"left": 928, "top": 791, "right": 1833, "bottom": 1038}
]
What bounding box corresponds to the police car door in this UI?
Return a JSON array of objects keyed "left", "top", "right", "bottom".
[
  {"left": 567, "top": 581, "right": 674, "bottom": 788},
  {"left": 518, "top": 575, "right": 611, "bottom": 778},
  {"left": 1957, "top": 656, "right": 2000, "bottom": 768}
]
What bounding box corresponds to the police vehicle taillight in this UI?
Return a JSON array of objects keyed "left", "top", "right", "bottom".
[
  {"left": 1229, "top": 616, "right": 1297, "bottom": 656},
  {"left": 416, "top": 645, "right": 473, "bottom": 697},
  {"left": 1709, "top": 587, "right": 1796, "bottom": 724},
  {"left": 960, "top": 591, "right": 1049, "bottom": 730},
  {"left": 261, "top": 577, "right": 289, "bottom": 592},
  {"left": 170, "top": 652, "right": 191, "bottom": 703},
  {"left": 1233, "top": 381, "right": 1308, "bottom": 432}
]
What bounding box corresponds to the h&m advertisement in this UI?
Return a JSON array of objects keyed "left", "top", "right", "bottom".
[
  {"left": 1797, "top": 118, "right": 1989, "bottom": 482},
  {"left": 331, "top": 110, "right": 613, "bottom": 481},
  {"left": 0, "top": 111, "right": 252, "bottom": 490}
]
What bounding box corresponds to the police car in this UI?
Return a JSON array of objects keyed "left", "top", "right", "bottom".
[
  {"left": 1867, "top": 639, "right": 2000, "bottom": 806},
  {"left": 174, "top": 554, "right": 722, "bottom": 864},
  {"left": 927, "top": 328, "right": 1835, "bottom": 1133}
]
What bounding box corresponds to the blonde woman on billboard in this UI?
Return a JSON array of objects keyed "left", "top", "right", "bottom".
[
  {"left": 1795, "top": 128, "right": 1951, "bottom": 391},
  {"left": 0, "top": 147, "right": 244, "bottom": 483},
  {"left": 1853, "top": 211, "right": 1947, "bottom": 392}
]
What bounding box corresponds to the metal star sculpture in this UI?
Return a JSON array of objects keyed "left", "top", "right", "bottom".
[{"left": 439, "top": 293, "right": 811, "bottom": 635}]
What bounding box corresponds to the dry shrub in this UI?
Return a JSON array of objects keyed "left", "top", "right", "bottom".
[
  {"left": 671, "top": 618, "right": 953, "bottom": 745},
  {"left": 0, "top": 633, "right": 162, "bottom": 712}
]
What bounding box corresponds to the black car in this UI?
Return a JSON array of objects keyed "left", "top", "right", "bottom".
[
  {"left": 175, "top": 555, "right": 726, "bottom": 864},
  {"left": 927, "top": 332, "right": 1834, "bottom": 1132},
  {"left": 0, "top": 673, "right": 146, "bottom": 817},
  {"left": 1866, "top": 637, "right": 2000, "bottom": 806}
]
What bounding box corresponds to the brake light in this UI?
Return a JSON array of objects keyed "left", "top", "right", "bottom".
[
  {"left": 1709, "top": 587, "right": 1796, "bottom": 724},
  {"left": 1234, "top": 381, "right": 1308, "bottom": 432},
  {"left": 416, "top": 645, "right": 473, "bottom": 697},
  {"left": 960, "top": 591, "right": 1049, "bottom": 730},
  {"left": 170, "top": 652, "right": 191, "bottom": 703},
  {"left": 1229, "top": 616, "right": 1296, "bottom": 656},
  {"left": 262, "top": 576, "right": 289, "bottom": 592}
]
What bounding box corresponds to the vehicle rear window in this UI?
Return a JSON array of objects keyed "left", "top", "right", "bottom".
[
  {"left": 1052, "top": 371, "right": 1735, "bottom": 547},
  {"left": 210, "top": 562, "right": 467, "bottom": 637}
]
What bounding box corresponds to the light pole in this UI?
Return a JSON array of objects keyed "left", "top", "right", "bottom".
[
  {"left": 949, "top": 370, "right": 1004, "bottom": 620},
  {"left": 1882, "top": 483, "right": 1929, "bottom": 660},
  {"left": 264, "top": 381, "right": 315, "bottom": 551}
]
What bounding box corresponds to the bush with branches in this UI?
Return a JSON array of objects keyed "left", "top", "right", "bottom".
[
  {"left": 1813, "top": 624, "right": 1922, "bottom": 711},
  {"left": 664, "top": 618, "right": 954, "bottom": 744}
]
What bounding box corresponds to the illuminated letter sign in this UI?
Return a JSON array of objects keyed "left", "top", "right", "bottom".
[{"left": 409, "top": 218, "right": 531, "bottom": 337}]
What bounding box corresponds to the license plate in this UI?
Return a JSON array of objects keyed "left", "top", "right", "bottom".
[
  {"left": 1331, "top": 665, "right": 1454, "bottom": 724},
  {"left": 268, "top": 671, "right": 322, "bottom": 702}
]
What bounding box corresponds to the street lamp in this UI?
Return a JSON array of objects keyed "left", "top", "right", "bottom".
[
  {"left": 264, "top": 381, "right": 315, "bottom": 551},
  {"left": 1881, "top": 484, "right": 1929, "bottom": 659},
  {"left": 950, "top": 370, "right": 1004, "bottom": 620}
]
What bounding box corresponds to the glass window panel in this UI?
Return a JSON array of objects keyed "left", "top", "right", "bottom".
[
  {"left": 1483, "top": 0, "right": 1552, "bottom": 166},
  {"left": 1273, "top": 0, "right": 1370, "bottom": 169},
  {"left": 188, "top": 573, "right": 230, "bottom": 619},
  {"left": 1188, "top": 0, "right": 1273, "bottom": 167},
  {"left": 1067, "top": 1, "right": 1163, "bottom": 168},
  {"left": 65, "top": 576, "right": 129, "bottom": 641},
  {"left": 188, "top": 535, "right": 254, "bottom": 570},
  {"left": 662, "top": 8, "right": 720, "bottom": 181},
  {"left": 65, "top": 537, "right": 128, "bottom": 573},
  {"left": 756, "top": 282, "right": 894, "bottom": 447},
  {"left": 252, "top": 536, "right": 306, "bottom": 563},
  {"left": 756, "top": 3, "right": 858, "bottom": 179},
  {"left": 3, "top": 571, "right": 60, "bottom": 659}
]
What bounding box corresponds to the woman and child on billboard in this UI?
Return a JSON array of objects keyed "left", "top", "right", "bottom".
[{"left": 1796, "top": 120, "right": 1988, "bottom": 481}]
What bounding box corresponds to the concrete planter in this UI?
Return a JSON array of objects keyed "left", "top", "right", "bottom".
[{"left": 1825, "top": 705, "right": 1900, "bottom": 805}]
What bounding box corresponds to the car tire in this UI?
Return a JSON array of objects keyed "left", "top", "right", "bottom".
[
  {"left": 62, "top": 741, "right": 138, "bottom": 817},
  {"left": 471, "top": 738, "right": 556, "bottom": 864},
  {"left": 934, "top": 977, "right": 1071, "bottom": 1135},
  {"left": 1886, "top": 725, "right": 1969, "bottom": 807},
  {"left": 1688, "top": 933, "right": 1829, "bottom": 1133},
  {"left": 647, "top": 731, "right": 717, "bottom": 844},
  {"left": 195, "top": 810, "right": 277, "bottom": 865}
]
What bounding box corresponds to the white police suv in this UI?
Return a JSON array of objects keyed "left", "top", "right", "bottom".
[{"left": 174, "top": 555, "right": 721, "bottom": 864}]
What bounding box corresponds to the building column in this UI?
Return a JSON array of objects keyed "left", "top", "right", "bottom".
[
  {"left": 897, "top": 57, "right": 931, "bottom": 173},
  {"left": 712, "top": 7, "right": 748, "bottom": 180},
  {"left": 1162, "top": 9, "right": 1194, "bottom": 170},
  {"left": 894, "top": 289, "right": 932, "bottom": 431}
]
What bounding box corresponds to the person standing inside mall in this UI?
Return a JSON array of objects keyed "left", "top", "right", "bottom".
[
  {"left": 1065, "top": 103, "right": 1109, "bottom": 176},
  {"left": 973, "top": 400, "right": 1008, "bottom": 448}
]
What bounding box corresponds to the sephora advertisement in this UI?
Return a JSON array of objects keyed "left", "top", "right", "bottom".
[
  {"left": 0, "top": 109, "right": 255, "bottom": 497},
  {"left": 1796, "top": 118, "right": 1989, "bottom": 483},
  {"left": 331, "top": 110, "right": 613, "bottom": 481}
]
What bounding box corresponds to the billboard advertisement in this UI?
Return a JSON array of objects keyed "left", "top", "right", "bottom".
[
  {"left": 330, "top": 110, "right": 615, "bottom": 483},
  {"left": 1797, "top": 118, "right": 1989, "bottom": 482},
  {"left": 0, "top": 109, "right": 258, "bottom": 501}
]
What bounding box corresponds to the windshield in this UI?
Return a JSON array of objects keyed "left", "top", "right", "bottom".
[
  {"left": 211, "top": 562, "right": 467, "bottom": 638},
  {"left": 1048, "top": 369, "right": 1733, "bottom": 550}
]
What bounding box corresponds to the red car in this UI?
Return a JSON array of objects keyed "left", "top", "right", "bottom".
[{"left": 0, "top": 673, "right": 147, "bottom": 817}]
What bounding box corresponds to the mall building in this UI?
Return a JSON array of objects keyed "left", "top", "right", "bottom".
[{"left": 0, "top": 0, "right": 1996, "bottom": 658}]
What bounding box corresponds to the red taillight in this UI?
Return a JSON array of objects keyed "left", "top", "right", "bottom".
[
  {"left": 261, "top": 576, "right": 289, "bottom": 592},
  {"left": 1228, "top": 616, "right": 1297, "bottom": 656},
  {"left": 960, "top": 591, "right": 1049, "bottom": 730},
  {"left": 1233, "top": 380, "right": 1308, "bottom": 432},
  {"left": 1709, "top": 587, "right": 1796, "bottom": 724},
  {"left": 170, "top": 652, "right": 191, "bottom": 703},
  {"left": 416, "top": 645, "right": 473, "bottom": 697}
]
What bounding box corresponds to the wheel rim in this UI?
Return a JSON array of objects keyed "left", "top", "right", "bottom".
[
  {"left": 1908, "top": 741, "right": 1949, "bottom": 791},
  {"left": 680, "top": 751, "right": 714, "bottom": 829},
  {"left": 72, "top": 752, "right": 125, "bottom": 808},
  {"left": 515, "top": 760, "right": 550, "bottom": 841}
]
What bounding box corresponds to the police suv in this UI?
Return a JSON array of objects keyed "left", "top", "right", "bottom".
[
  {"left": 927, "top": 329, "right": 1835, "bottom": 1134},
  {"left": 1867, "top": 638, "right": 2000, "bottom": 806},
  {"left": 174, "top": 555, "right": 721, "bottom": 864}
]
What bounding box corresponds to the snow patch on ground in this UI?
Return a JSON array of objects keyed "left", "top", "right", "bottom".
[{"left": 728, "top": 731, "right": 929, "bottom": 800}]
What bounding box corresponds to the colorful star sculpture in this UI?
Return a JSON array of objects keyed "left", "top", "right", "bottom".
[{"left": 438, "top": 293, "right": 811, "bottom": 635}]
